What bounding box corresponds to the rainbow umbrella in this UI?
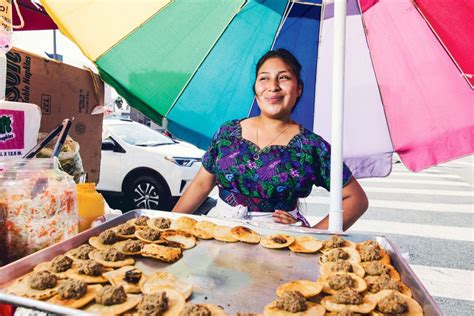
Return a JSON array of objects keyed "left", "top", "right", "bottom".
[{"left": 40, "top": 0, "right": 473, "bottom": 180}]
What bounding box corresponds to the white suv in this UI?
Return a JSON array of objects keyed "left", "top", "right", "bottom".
[{"left": 97, "top": 119, "right": 204, "bottom": 210}]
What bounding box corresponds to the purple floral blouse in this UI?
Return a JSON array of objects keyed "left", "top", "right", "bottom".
[{"left": 202, "top": 119, "right": 352, "bottom": 215}]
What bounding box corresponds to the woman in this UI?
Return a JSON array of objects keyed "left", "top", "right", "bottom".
[{"left": 173, "top": 49, "right": 368, "bottom": 230}]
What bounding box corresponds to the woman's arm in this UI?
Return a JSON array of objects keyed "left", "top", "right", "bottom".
[
  {"left": 313, "top": 177, "right": 368, "bottom": 231},
  {"left": 172, "top": 167, "right": 216, "bottom": 214}
]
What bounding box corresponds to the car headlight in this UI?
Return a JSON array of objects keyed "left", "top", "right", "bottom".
[{"left": 165, "top": 156, "right": 201, "bottom": 167}]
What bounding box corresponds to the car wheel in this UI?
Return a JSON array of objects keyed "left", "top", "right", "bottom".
[{"left": 125, "top": 175, "right": 171, "bottom": 211}]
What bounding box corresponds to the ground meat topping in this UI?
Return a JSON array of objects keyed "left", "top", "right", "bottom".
[
  {"left": 95, "top": 285, "right": 127, "bottom": 305},
  {"left": 134, "top": 216, "right": 150, "bottom": 226},
  {"left": 152, "top": 217, "right": 172, "bottom": 229},
  {"left": 102, "top": 248, "right": 126, "bottom": 262},
  {"left": 58, "top": 279, "right": 87, "bottom": 299},
  {"left": 365, "top": 261, "right": 390, "bottom": 276},
  {"left": 179, "top": 303, "right": 212, "bottom": 316},
  {"left": 124, "top": 269, "right": 142, "bottom": 284},
  {"left": 74, "top": 244, "right": 94, "bottom": 260},
  {"left": 332, "top": 288, "right": 363, "bottom": 305},
  {"left": 360, "top": 240, "right": 380, "bottom": 249},
  {"left": 51, "top": 255, "right": 73, "bottom": 272},
  {"left": 99, "top": 229, "right": 118, "bottom": 244},
  {"left": 137, "top": 292, "right": 169, "bottom": 315},
  {"left": 360, "top": 245, "right": 381, "bottom": 262},
  {"left": 324, "top": 235, "right": 346, "bottom": 249},
  {"left": 332, "top": 260, "right": 353, "bottom": 273},
  {"left": 140, "top": 227, "right": 161, "bottom": 241},
  {"left": 78, "top": 260, "right": 104, "bottom": 276},
  {"left": 272, "top": 236, "right": 288, "bottom": 244},
  {"left": 29, "top": 271, "right": 58, "bottom": 290},
  {"left": 122, "top": 240, "right": 143, "bottom": 253},
  {"left": 117, "top": 223, "right": 136, "bottom": 235},
  {"left": 334, "top": 311, "right": 357, "bottom": 316},
  {"left": 328, "top": 274, "right": 355, "bottom": 290},
  {"left": 365, "top": 274, "right": 400, "bottom": 293},
  {"left": 275, "top": 290, "right": 307, "bottom": 313},
  {"left": 377, "top": 292, "right": 409, "bottom": 314},
  {"left": 326, "top": 249, "right": 349, "bottom": 262}
]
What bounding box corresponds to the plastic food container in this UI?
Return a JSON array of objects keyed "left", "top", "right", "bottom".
[
  {"left": 76, "top": 182, "right": 104, "bottom": 232},
  {"left": 0, "top": 158, "right": 78, "bottom": 264}
]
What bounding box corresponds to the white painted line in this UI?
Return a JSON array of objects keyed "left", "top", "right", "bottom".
[
  {"left": 301, "top": 196, "right": 474, "bottom": 214},
  {"left": 359, "top": 178, "right": 471, "bottom": 187},
  {"left": 363, "top": 187, "right": 474, "bottom": 197},
  {"left": 410, "top": 265, "right": 474, "bottom": 301},
  {"left": 441, "top": 161, "right": 474, "bottom": 167},
  {"left": 389, "top": 172, "right": 462, "bottom": 179}
]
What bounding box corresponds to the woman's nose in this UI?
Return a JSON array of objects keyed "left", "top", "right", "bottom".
[{"left": 268, "top": 78, "right": 281, "bottom": 91}]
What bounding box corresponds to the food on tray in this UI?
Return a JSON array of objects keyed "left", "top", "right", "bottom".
[
  {"left": 84, "top": 285, "right": 140, "bottom": 315},
  {"left": 136, "top": 289, "right": 185, "bottom": 316},
  {"left": 89, "top": 249, "right": 135, "bottom": 268},
  {"left": 135, "top": 227, "right": 162, "bottom": 243},
  {"left": 65, "top": 260, "right": 109, "bottom": 283},
  {"left": 322, "top": 236, "right": 355, "bottom": 250},
  {"left": 193, "top": 220, "right": 218, "bottom": 239},
  {"left": 160, "top": 229, "right": 197, "bottom": 249},
  {"left": 230, "top": 226, "right": 261, "bottom": 244},
  {"left": 264, "top": 290, "right": 325, "bottom": 315},
  {"left": 170, "top": 216, "right": 198, "bottom": 234},
  {"left": 364, "top": 274, "right": 412, "bottom": 296},
  {"left": 113, "top": 240, "right": 145, "bottom": 255},
  {"left": 276, "top": 280, "right": 323, "bottom": 298},
  {"left": 5, "top": 271, "right": 63, "bottom": 300},
  {"left": 320, "top": 272, "right": 367, "bottom": 295},
  {"left": 180, "top": 303, "right": 227, "bottom": 316},
  {"left": 33, "top": 255, "right": 74, "bottom": 278},
  {"left": 103, "top": 266, "right": 146, "bottom": 294},
  {"left": 288, "top": 236, "right": 322, "bottom": 253},
  {"left": 213, "top": 225, "right": 239, "bottom": 242},
  {"left": 361, "top": 261, "right": 400, "bottom": 280},
  {"left": 321, "top": 288, "right": 377, "bottom": 314},
  {"left": 369, "top": 290, "right": 423, "bottom": 316},
  {"left": 115, "top": 223, "right": 137, "bottom": 238},
  {"left": 141, "top": 271, "right": 193, "bottom": 300},
  {"left": 89, "top": 229, "right": 119, "bottom": 250},
  {"left": 48, "top": 279, "right": 98, "bottom": 308},
  {"left": 128, "top": 215, "right": 151, "bottom": 228},
  {"left": 320, "top": 260, "right": 365, "bottom": 278},
  {"left": 320, "top": 248, "right": 361, "bottom": 265},
  {"left": 147, "top": 217, "right": 172, "bottom": 230},
  {"left": 260, "top": 234, "right": 295, "bottom": 249},
  {"left": 66, "top": 244, "right": 95, "bottom": 261},
  {"left": 356, "top": 241, "right": 390, "bottom": 264},
  {"left": 141, "top": 243, "right": 183, "bottom": 263}
]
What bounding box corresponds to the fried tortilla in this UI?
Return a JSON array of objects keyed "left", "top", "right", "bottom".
[
  {"left": 230, "top": 226, "right": 261, "bottom": 244},
  {"left": 5, "top": 273, "right": 63, "bottom": 300},
  {"left": 356, "top": 241, "right": 391, "bottom": 265},
  {"left": 147, "top": 217, "right": 173, "bottom": 230},
  {"left": 89, "top": 250, "right": 135, "bottom": 268},
  {"left": 170, "top": 216, "right": 197, "bottom": 234},
  {"left": 103, "top": 266, "right": 147, "bottom": 294},
  {"left": 276, "top": 280, "right": 323, "bottom": 298},
  {"left": 288, "top": 236, "right": 323, "bottom": 253},
  {"left": 321, "top": 294, "right": 377, "bottom": 314},
  {"left": 48, "top": 283, "right": 100, "bottom": 309},
  {"left": 140, "top": 271, "right": 193, "bottom": 300},
  {"left": 192, "top": 220, "right": 218, "bottom": 239},
  {"left": 320, "top": 272, "right": 367, "bottom": 295},
  {"left": 65, "top": 244, "right": 96, "bottom": 263},
  {"left": 127, "top": 215, "right": 150, "bottom": 228},
  {"left": 180, "top": 303, "right": 227, "bottom": 315},
  {"left": 113, "top": 240, "right": 145, "bottom": 256},
  {"left": 160, "top": 229, "right": 196, "bottom": 249},
  {"left": 260, "top": 234, "right": 295, "bottom": 249},
  {"left": 360, "top": 262, "right": 400, "bottom": 281},
  {"left": 33, "top": 260, "right": 73, "bottom": 279},
  {"left": 135, "top": 228, "right": 162, "bottom": 243},
  {"left": 322, "top": 235, "right": 356, "bottom": 251},
  {"left": 369, "top": 290, "right": 423, "bottom": 316},
  {"left": 141, "top": 243, "right": 183, "bottom": 263},
  {"left": 263, "top": 300, "right": 325, "bottom": 316},
  {"left": 213, "top": 225, "right": 239, "bottom": 243},
  {"left": 320, "top": 261, "right": 365, "bottom": 278},
  {"left": 84, "top": 292, "right": 141, "bottom": 315},
  {"left": 135, "top": 288, "right": 186, "bottom": 315},
  {"left": 319, "top": 247, "right": 361, "bottom": 265}
]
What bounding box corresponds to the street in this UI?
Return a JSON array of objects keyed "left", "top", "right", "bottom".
[{"left": 301, "top": 155, "right": 473, "bottom": 315}]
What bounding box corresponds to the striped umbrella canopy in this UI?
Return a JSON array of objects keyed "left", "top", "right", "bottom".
[{"left": 41, "top": 0, "right": 473, "bottom": 179}]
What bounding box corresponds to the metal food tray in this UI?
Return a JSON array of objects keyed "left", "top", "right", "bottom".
[{"left": 0, "top": 210, "right": 442, "bottom": 315}]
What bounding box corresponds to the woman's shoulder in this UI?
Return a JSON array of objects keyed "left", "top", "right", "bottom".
[
  {"left": 298, "top": 126, "right": 330, "bottom": 146},
  {"left": 213, "top": 119, "right": 242, "bottom": 138}
]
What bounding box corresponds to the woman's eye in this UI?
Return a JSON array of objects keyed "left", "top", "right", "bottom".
[
  {"left": 258, "top": 77, "right": 268, "bottom": 81},
  {"left": 279, "top": 75, "right": 290, "bottom": 80}
]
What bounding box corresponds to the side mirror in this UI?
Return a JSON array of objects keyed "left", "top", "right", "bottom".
[{"left": 101, "top": 139, "right": 116, "bottom": 151}]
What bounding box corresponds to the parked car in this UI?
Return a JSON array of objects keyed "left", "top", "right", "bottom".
[{"left": 97, "top": 119, "right": 204, "bottom": 211}]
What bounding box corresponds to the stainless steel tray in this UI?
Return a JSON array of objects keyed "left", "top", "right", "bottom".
[{"left": 0, "top": 210, "right": 442, "bottom": 315}]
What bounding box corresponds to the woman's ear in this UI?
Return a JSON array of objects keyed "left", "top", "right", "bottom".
[{"left": 297, "top": 83, "right": 303, "bottom": 97}]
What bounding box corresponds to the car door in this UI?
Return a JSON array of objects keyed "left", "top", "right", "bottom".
[{"left": 96, "top": 136, "right": 125, "bottom": 192}]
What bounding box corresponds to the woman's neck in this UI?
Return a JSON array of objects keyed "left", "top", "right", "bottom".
[{"left": 258, "top": 115, "right": 292, "bottom": 129}]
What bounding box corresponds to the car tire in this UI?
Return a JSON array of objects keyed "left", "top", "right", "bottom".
[{"left": 125, "top": 175, "right": 171, "bottom": 211}]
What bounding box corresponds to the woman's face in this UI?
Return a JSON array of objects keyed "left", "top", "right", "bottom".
[{"left": 254, "top": 57, "right": 302, "bottom": 119}]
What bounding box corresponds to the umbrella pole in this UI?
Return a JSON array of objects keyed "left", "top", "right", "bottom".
[{"left": 328, "top": 0, "right": 347, "bottom": 232}]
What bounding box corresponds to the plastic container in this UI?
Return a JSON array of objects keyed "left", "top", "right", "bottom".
[
  {"left": 0, "top": 158, "right": 78, "bottom": 264},
  {"left": 76, "top": 182, "right": 104, "bottom": 232}
]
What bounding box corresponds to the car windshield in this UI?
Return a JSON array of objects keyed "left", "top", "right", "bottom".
[{"left": 107, "top": 123, "right": 176, "bottom": 146}]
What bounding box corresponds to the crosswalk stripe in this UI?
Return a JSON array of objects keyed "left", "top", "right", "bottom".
[
  {"left": 301, "top": 196, "right": 474, "bottom": 214},
  {"left": 389, "top": 171, "right": 462, "bottom": 179},
  {"left": 363, "top": 187, "right": 474, "bottom": 197},
  {"left": 359, "top": 178, "right": 471, "bottom": 187},
  {"left": 410, "top": 265, "right": 474, "bottom": 301}
]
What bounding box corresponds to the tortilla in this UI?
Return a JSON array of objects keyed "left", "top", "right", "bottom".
[
  {"left": 127, "top": 216, "right": 150, "bottom": 229},
  {"left": 103, "top": 266, "right": 147, "bottom": 294},
  {"left": 5, "top": 273, "right": 63, "bottom": 300},
  {"left": 260, "top": 234, "right": 295, "bottom": 249},
  {"left": 135, "top": 228, "right": 162, "bottom": 244},
  {"left": 192, "top": 220, "right": 218, "bottom": 239},
  {"left": 230, "top": 226, "right": 261, "bottom": 244},
  {"left": 321, "top": 295, "right": 377, "bottom": 314},
  {"left": 113, "top": 240, "right": 144, "bottom": 256},
  {"left": 288, "top": 236, "right": 323, "bottom": 253},
  {"left": 65, "top": 246, "right": 95, "bottom": 263},
  {"left": 170, "top": 216, "right": 197, "bottom": 234},
  {"left": 140, "top": 271, "right": 193, "bottom": 300},
  {"left": 369, "top": 290, "right": 423, "bottom": 316},
  {"left": 89, "top": 236, "right": 116, "bottom": 250},
  {"left": 356, "top": 241, "right": 391, "bottom": 265},
  {"left": 263, "top": 301, "right": 325, "bottom": 316},
  {"left": 320, "top": 272, "right": 367, "bottom": 295},
  {"left": 322, "top": 236, "right": 356, "bottom": 251},
  {"left": 33, "top": 261, "right": 73, "bottom": 279},
  {"left": 89, "top": 250, "right": 135, "bottom": 268},
  {"left": 160, "top": 229, "right": 197, "bottom": 249},
  {"left": 64, "top": 267, "right": 110, "bottom": 284},
  {"left": 48, "top": 284, "right": 100, "bottom": 309},
  {"left": 213, "top": 226, "right": 239, "bottom": 243},
  {"left": 84, "top": 293, "right": 141, "bottom": 315},
  {"left": 319, "top": 247, "right": 361, "bottom": 265},
  {"left": 276, "top": 280, "right": 323, "bottom": 298},
  {"left": 132, "top": 288, "right": 186, "bottom": 315},
  {"left": 141, "top": 243, "right": 183, "bottom": 263},
  {"left": 320, "top": 261, "right": 365, "bottom": 278},
  {"left": 360, "top": 262, "right": 400, "bottom": 281},
  {"left": 147, "top": 217, "right": 173, "bottom": 231},
  {"left": 364, "top": 275, "right": 412, "bottom": 297}
]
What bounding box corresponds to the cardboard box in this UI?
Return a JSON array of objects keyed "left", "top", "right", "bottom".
[{"left": 4, "top": 47, "right": 103, "bottom": 183}]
